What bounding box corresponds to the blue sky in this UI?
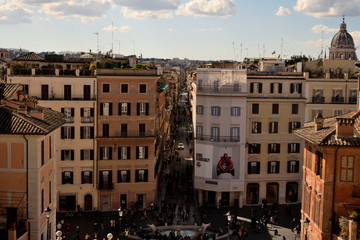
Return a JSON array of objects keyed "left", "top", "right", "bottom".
[{"left": 2, "top": 0, "right": 360, "bottom": 60}]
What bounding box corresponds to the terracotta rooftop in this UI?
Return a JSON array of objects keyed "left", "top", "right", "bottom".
[
  {"left": 13, "top": 52, "right": 45, "bottom": 62},
  {"left": 0, "top": 83, "right": 21, "bottom": 99},
  {"left": 0, "top": 104, "right": 65, "bottom": 135},
  {"left": 294, "top": 110, "right": 360, "bottom": 146}
]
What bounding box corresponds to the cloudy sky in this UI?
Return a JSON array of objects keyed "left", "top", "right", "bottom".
[{"left": 2, "top": 0, "right": 360, "bottom": 60}]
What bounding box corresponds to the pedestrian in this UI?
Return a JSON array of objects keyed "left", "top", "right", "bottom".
[
  {"left": 291, "top": 217, "right": 296, "bottom": 232},
  {"left": 85, "top": 233, "right": 91, "bottom": 239},
  {"left": 110, "top": 219, "right": 115, "bottom": 232}
]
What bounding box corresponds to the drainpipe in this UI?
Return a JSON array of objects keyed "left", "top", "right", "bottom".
[
  {"left": 22, "top": 135, "right": 29, "bottom": 233},
  {"left": 331, "top": 146, "right": 340, "bottom": 234}
]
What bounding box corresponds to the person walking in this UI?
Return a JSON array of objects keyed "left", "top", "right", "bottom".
[{"left": 291, "top": 217, "right": 296, "bottom": 232}]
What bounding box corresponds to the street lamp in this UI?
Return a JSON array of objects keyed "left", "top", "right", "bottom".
[
  {"left": 56, "top": 230, "right": 62, "bottom": 240},
  {"left": 225, "top": 211, "right": 232, "bottom": 240},
  {"left": 45, "top": 206, "right": 51, "bottom": 240},
  {"left": 107, "top": 232, "right": 113, "bottom": 240},
  {"left": 118, "top": 208, "right": 123, "bottom": 238},
  {"left": 303, "top": 217, "right": 310, "bottom": 240}
]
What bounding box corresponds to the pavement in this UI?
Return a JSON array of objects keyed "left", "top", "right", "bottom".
[{"left": 55, "top": 91, "right": 302, "bottom": 240}]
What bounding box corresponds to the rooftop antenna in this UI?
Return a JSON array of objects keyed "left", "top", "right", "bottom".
[
  {"left": 111, "top": 21, "right": 114, "bottom": 53},
  {"left": 240, "top": 43, "right": 243, "bottom": 62},
  {"left": 280, "top": 37, "right": 283, "bottom": 60},
  {"left": 94, "top": 32, "right": 99, "bottom": 52},
  {"left": 232, "top": 42, "right": 236, "bottom": 62},
  {"left": 263, "top": 44, "right": 265, "bottom": 58},
  {"left": 258, "top": 42, "right": 260, "bottom": 59},
  {"left": 132, "top": 40, "right": 136, "bottom": 56}
]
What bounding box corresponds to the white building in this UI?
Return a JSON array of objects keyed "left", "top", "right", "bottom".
[{"left": 193, "top": 68, "right": 247, "bottom": 208}]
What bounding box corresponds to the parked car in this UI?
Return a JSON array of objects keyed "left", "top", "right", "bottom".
[{"left": 177, "top": 143, "right": 185, "bottom": 150}]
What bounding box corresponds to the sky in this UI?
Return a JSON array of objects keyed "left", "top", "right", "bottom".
[{"left": 2, "top": 0, "right": 360, "bottom": 61}]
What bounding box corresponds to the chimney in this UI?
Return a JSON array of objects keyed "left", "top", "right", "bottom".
[
  {"left": 325, "top": 72, "right": 330, "bottom": 79},
  {"left": 336, "top": 118, "right": 355, "bottom": 138},
  {"left": 29, "top": 109, "right": 44, "bottom": 120},
  {"left": 75, "top": 66, "right": 80, "bottom": 77},
  {"left": 314, "top": 112, "right": 324, "bottom": 131},
  {"left": 17, "top": 105, "right": 27, "bottom": 115},
  {"left": 303, "top": 72, "right": 309, "bottom": 79}
]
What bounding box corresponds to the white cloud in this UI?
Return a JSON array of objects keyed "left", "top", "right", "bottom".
[
  {"left": 275, "top": 6, "right": 290, "bottom": 16},
  {"left": 0, "top": 1, "right": 33, "bottom": 24},
  {"left": 176, "top": 0, "right": 236, "bottom": 17},
  {"left": 297, "top": 38, "right": 331, "bottom": 47},
  {"left": 103, "top": 24, "right": 130, "bottom": 32},
  {"left": 311, "top": 24, "right": 338, "bottom": 34},
  {"left": 294, "top": 0, "right": 360, "bottom": 18},
  {"left": 121, "top": 7, "right": 173, "bottom": 19},
  {"left": 350, "top": 31, "right": 360, "bottom": 46},
  {"left": 168, "top": 28, "right": 175, "bottom": 32}
]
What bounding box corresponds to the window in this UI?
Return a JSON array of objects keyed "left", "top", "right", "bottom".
[
  {"left": 119, "top": 103, "right": 131, "bottom": 116},
  {"left": 197, "top": 105, "right": 204, "bottom": 115},
  {"left": 139, "top": 124, "right": 146, "bottom": 136},
  {"left": 41, "top": 140, "right": 44, "bottom": 165},
  {"left": 315, "top": 199, "right": 320, "bottom": 226},
  {"left": 102, "top": 84, "right": 110, "bottom": 93},
  {"left": 268, "top": 143, "right": 280, "bottom": 153},
  {"left": 252, "top": 104, "right": 259, "bottom": 114},
  {"left": 41, "top": 84, "right": 49, "bottom": 100},
  {"left": 139, "top": 84, "right": 147, "bottom": 93},
  {"left": 81, "top": 149, "right": 94, "bottom": 160},
  {"left": 137, "top": 102, "right": 149, "bottom": 116},
  {"left": 136, "top": 146, "right": 148, "bottom": 159},
  {"left": 312, "top": 88, "right": 324, "bottom": 103},
  {"left": 230, "top": 127, "right": 240, "bottom": 142},
  {"left": 61, "top": 126, "right": 75, "bottom": 139},
  {"left": 287, "top": 161, "right": 299, "bottom": 173},
  {"left": 272, "top": 104, "right": 279, "bottom": 114},
  {"left": 292, "top": 104, "right": 299, "bottom": 114},
  {"left": 100, "top": 146, "right": 112, "bottom": 160},
  {"left": 251, "top": 122, "right": 261, "bottom": 134},
  {"left": 270, "top": 83, "right": 282, "bottom": 93},
  {"left": 81, "top": 171, "right": 93, "bottom": 184},
  {"left": 118, "top": 146, "right": 131, "bottom": 160},
  {"left": 49, "top": 136, "right": 52, "bottom": 158},
  {"left": 311, "top": 110, "right": 323, "bottom": 120},
  {"left": 23, "top": 84, "right": 29, "bottom": 94},
  {"left": 349, "top": 89, "right": 357, "bottom": 103},
  {"left": 211, "top": 106, "right": 221, "bottom": 116},
  {"left": 62, "top": 171, "right": 73, "bottom": 184},
  {"left": 340, "top": 156, "right": 354, "bottom": 182},
  {"left": 121, "top": 124, "right": 127, "bottom": 137},
  {"left": 81, "top": 126, "right": 94, "bottom": 139},
  {"left": 211, "top": 127, "right": 220, "bottom": 141},
  {"left": 248, "top": 143, "right": 261, "bottom": 154},
  {"left": 286, "top": 182, "right": 298, "bottom": 202},
  {"left": 315, "top": 151, "right": 323, "bottom": 177},
  {"left": 305, "top": 190, "right": 311, "bottom": 215},
  {"left": 290, "top": 83, "right": 302, "bottom": 94},
  {"left": 117, "top": 170, "right": 130, "bottom": 183},
  {"left": 81, "top": 107, "right": 94, "bottom": 123},
  {"left": 332, "top": 89, "right": 344, "bottom": 103},
  {"left": 196, "top": 126, "right": 203, "bottom": 139},
  {"left": 41, "top": 189, "right": 44, "bottom": 214},
  {"left": 83, "top": 85, "right": 91, "bottom": 100},
  {"left": 64, "top": 85, "right": 72, "bottom": 100},
  {"left": 102, "top": 124, "right": 109, "bottom": 137},
  {"left": 121, "top": 84, "right": 128, "bottom": 93},
  {"left": 61, "top": 107, "right": 74, "bottom": 123},
  {"left": 135, "top": 169, "right": 148, "bottom": 182},
  {"left": 250, "top": 82, "right": 262, "bottom": 93},
  {"left": 269, "top": 122, "right": 278, "bottom": 134},
  {"left": 231, "top": 107, "right": 240, "bottom": 116},
  {"left": 268, "top": 161, "right": 280, "bottom": 173},
  {"left": 247, "top": 162, "right": 260, "bottom": 174},
  {"left": 334, "top": 109, "right": 342, "bottom": 116},
  {"left": 61, "top": 150, "right": 74, "bottom": 161},
  {"left": 100, "top": 102, "right": 113, "bottom": 116},
  {"left": 288, "top": 143, "right": 300, "bottom": 153},
  {"left": 99, "top": 170, "right": 112, "bottom": 189},
  {"left": 289, "top": 121, "right": 301, "bottom": 133}
]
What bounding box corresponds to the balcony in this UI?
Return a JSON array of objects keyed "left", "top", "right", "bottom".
[
  {"left": 81, "top": 117, "right": 94, "bottom": 123},
  {"left": 196, "top": 135, "right": 240, "bottom": 142},
  {"left": 349, "top": 97, "right": 357, "bottom": 104},
  {"left": 197, "top": 84, "right": 242, "bottom": 93},
  {"left": 312, "top": 96, "right": 325, "bottom": 103},
  {"left": 98, "top": 131, "right": 156, "bottom": 138},
  {"left": 98, "top": 182, "right": 114, "bottom": 190},
  {"left": 332, "top": 97, "right": 344, "bottom": 104}
]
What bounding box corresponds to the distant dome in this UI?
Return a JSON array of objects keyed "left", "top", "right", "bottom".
[{"left": 330, "top": 20, "right": 354, "bottom": 48}]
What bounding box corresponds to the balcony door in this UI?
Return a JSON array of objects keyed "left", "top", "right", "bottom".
[
  {"left": 64, "top": 85, "right": 72, "bottom": 100},
  {"left": 83, "top": 85, "right": 91, "bottom": 100},
  {"left": 41, "top": 85, "right": 49, "bottom": 100}
]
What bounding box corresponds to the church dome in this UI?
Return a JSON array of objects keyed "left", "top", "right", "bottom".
[{"left": 330, "top": 19, "right": 355, "bottom": 48}]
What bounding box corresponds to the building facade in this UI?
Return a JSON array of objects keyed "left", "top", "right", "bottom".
[
  {"left": 194, "top": 68, "right": 247, "bottom": 208},
  {"left": 0, "top": 83, "right": 65, "bottom": 240},
  {"left": 96, "top": 69, "right": 166, "bottom": 210},
  {"left": 245, "top": 72, "right": 306, "bottom": 206},
  {"left": 7, "top": 54, "right": 98, "bottom": 212}
]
